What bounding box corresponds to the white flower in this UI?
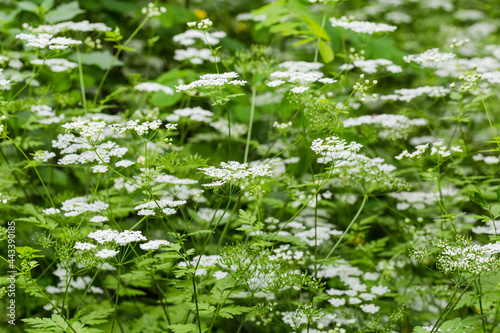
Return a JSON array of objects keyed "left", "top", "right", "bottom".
[
  {"left": 290, "top": 86, "right": 310, "bottom": 94},
  {"left": 176, "top": 72, "right": 246, "bottom": 92},
  {"left": 30, "top": 58, "right": 77, "bottom": 72},
  {"left": 328, "top": 298, "right": 346, "bottom": 307},
  {"left": 330, "top": 17, "right": 397, "bottom": 34},
  {"left": 371, "top": 285, "right": 390, "bottom": 295},
  {"left": 42, "top": 207, "right": 60, "bottom": 215},
  {"left": 61, "top": 197, "right": 109, "bottom": 216},
  {"left": 360, "top": 304, "right": 380, "bottom": 314},
  {"left": 95, "top": 249, "right": 119, "bottom": 259},
  {"left": 33, "top": 151, "right": 56, "bottom": 162},
  {"left": 16, "top": 33, "right": 82, "bottom": 50},
  {"left": 140, "top": 240, "right": 170, "bottom": 251},
  {"left": 115, "top": 160, "right": 135, "bottom": 167},
  {"left": 213, "top": 271, "right": 228, "bottom": 280},
  {"left": 27, "top": 21, "right": 111, "bottom": 34},
  {"left": 134, "top": 82, "right": 174, "bottom": 95},
  {"left": 114, "top": 230, "right": 147, "bottom": 245},
  {"left": 74, "top": 242, "right": 96, "bottom": 251},
  {"left": 199, "top": 161, "right": 272, "bottom": 186},
  {"left": 92, "top": 165, "right": 108, "bottom": 173},
  {"left": 88, "top": 229, "right": 119, "bottom": 244},
  {"left": 89, "top": 215, "right": 108, "bottom": 223}
]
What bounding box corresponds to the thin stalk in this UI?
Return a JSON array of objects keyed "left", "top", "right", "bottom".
[
  {"left": 6, "top": 135, "right": 55, "bottom": 207},
  {"left": 322, "top": 195, "right": 368, "bottom": 262},
  {"left": 8, "top": 58, "right": 45, "bottom": 104},
  {"left": 313, "top": 2, "right": 328, "bottom": 63},
  {"left": 432, "top": 279, "right": 476, "bottom": 333},
  {"left": 110, "top": 264, "right": 123, "bottom": 333},
  {"left": 244, "top": 87, "right": 257, "bottom": 163},
  {"left": 94, "top": 16, "right": 150, "bottom": 105},
  {"left": 76, "top": 48, "right": 87, "bottom": 113}
]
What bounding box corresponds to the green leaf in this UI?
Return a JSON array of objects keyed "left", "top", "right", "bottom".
[
  {"left": 319, "top": 40, "right": 334, "bottom": 63},
  {"left": 79, "top": 309, "right": 114, "bottom": 326},
  {"left": 40, "top": 0, "right": 55, "bottom": 12},
  {"left": 46, "top": 1, "right": 85, "bottom": 23},
  {"left": 218, "top": 305, "right": 252, "bottom": 319},
  {"left": 469, "top": 190, "right": 489, "bottom": 210},
  {"left": 490, "top": 203, "right": 500, "bottom": 218},
  {"left": 17, "top": 1, "right": 40, "bottom": 14},
  {"left": 23, "top": 314, "right": 67, "bottom": 331},
  {"left": 72, "top": 51, "right": 123, "bottom": 70},
  {"left": 166, "top": 323, "right": 208, "bottom": 333}
]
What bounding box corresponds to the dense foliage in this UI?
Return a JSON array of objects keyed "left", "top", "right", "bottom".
[{"left": 1, "top": 0, "right": 500, "bottom": 332}]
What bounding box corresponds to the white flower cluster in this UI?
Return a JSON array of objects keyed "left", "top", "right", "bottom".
[
  {"left": 404, "top": 48, "right": 456, "bottom": 68},
  {"left": 396, "top": 142, "right": 462, "bottom": 160},
  {"left": 53, "top": 133, "right": 127, "bottom": 165},
  {"left": 268, "top": 61, "right": 325, "bottom": 88},
  {"left": 30, "top": 58, "right": 77, "bottom": 72},
  {"left": 174, "top": 48, "right": 218, "bottom": 65},
  {"left": 111, "top": 120, "right": 171, "bottom": 136},
  {"left": 343, "top": 114, "right": 427, "bottom": 140},
  {"left": 25, "top": 21, "right": 111, "bottom": 34},
  {"left": 290, "top": 86, "right": 309, "bottom": 94},
  {"left": 60, "top": 196, "right": 109, "bottom": 217},
  {"left": 31, "top": 105, "right": 65, "bottom": 125},
  {"left": 173, "top": 30, "right": 226, "bottom": 46},
  {"left": 165, "top": 107, "right": 214, "bottom": 123},
  {"left": 381, "top": 86, "right": 451, "bottom": 102},
  {"left": 273, "top": 121, "right": 292, "bottom": 130},
  {"left": 15, "top": 33, "right": 82, "bottom": 50},
  {"left": 92, "top": 165, "right": 108, "bottom": 173},
  {"left": 140, "top": 240, "right": 170, "bottom": 251},
  {"left": 134, "top": 82, "right": 174, "bottom": 95},
  {"left": 178, "top": 255, "right": 221, "bottom": 276},
  {"left": 76, "top": 229, "right": 170, "bottom": 259},
  {"left": 87, "top": 229, "right": 146, "bottom": 245},
  {"left": 472, "top": 220, "right": 500, "bottom": 235},
  {"left": 389, "top": 188, "right": 459, "bottom": 211},
  {"left": 433, "top": 237, "right": 500, "bottom": 275},
  {"left": 339, "top": 59, "right": 402, "bottom": 74},
  {"left": 153, "top": 174, "right": 198, "bottom": 185},
  {"left": 330, "top": 17, "right": 397, "bottom": 34},
  {"left": 33, "top": 150, "right": 56, "bottom": 162},
  {"left": 199, "top": 161, "right": 273, "bottom": 187},
  {"left": 328, "top": 154, "right": 407, "bottom": 193},
  {"left": 311, "top": 137, "right": 363, "bottom": 164},
  {"left": 141, "top": 3, "right": 166, "bottom": 17},
  {"left": 45, "top": 264, "right": 103, "bottom": 294},
  {"left": 187, "top": 18, "right": 213, "bottom": 30},
  {"left": 134, "top": 198, "right": 186, "bottom": 216},
  {"left": 62, "top": 118, "right": 107, "bottom": 139},
  {"left": 176, "top": 72, "right": 247, "bottom": 92},
  {"left": 472, "top": 153, "right": 500, "bottom": 165}
]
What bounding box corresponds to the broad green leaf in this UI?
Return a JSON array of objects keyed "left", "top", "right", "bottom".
[
  {"left": 46, "top": 1, "right": 85, "bottom": 23},
  {"left": 319, "top": 40, "right": 334, "bottom": 63},
  {"left": 72, "top": 51, "right": 123, "bottom": 70},
  {"left": 17, "top": 1, "right": 40, "bottom": 14}
]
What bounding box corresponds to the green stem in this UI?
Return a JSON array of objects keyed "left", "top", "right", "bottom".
[
  {"left": 94, "top": 16, "right": 150, "bottom": 105},
  {"left": 244, "top": 87, "right": 257, "bottom": 163},
  {"left": 76, "top": 48, "right": 87, "bottom": 113},
  {"left": 322, "top": 195, "right": 368, "bottom": 262},
  {"left": 6, "top": 135, "right": 55, "bottom": 207}
]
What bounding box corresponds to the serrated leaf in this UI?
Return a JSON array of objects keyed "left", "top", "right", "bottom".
[
  {"left": 166, "top": 323, "right": 208, "bottom": 333},
  {"left": 79, "top": 308, "right": 113, "bottom": 326},
  {"left": 218, "top": 305, "right": 252, "bottom": 319}
]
